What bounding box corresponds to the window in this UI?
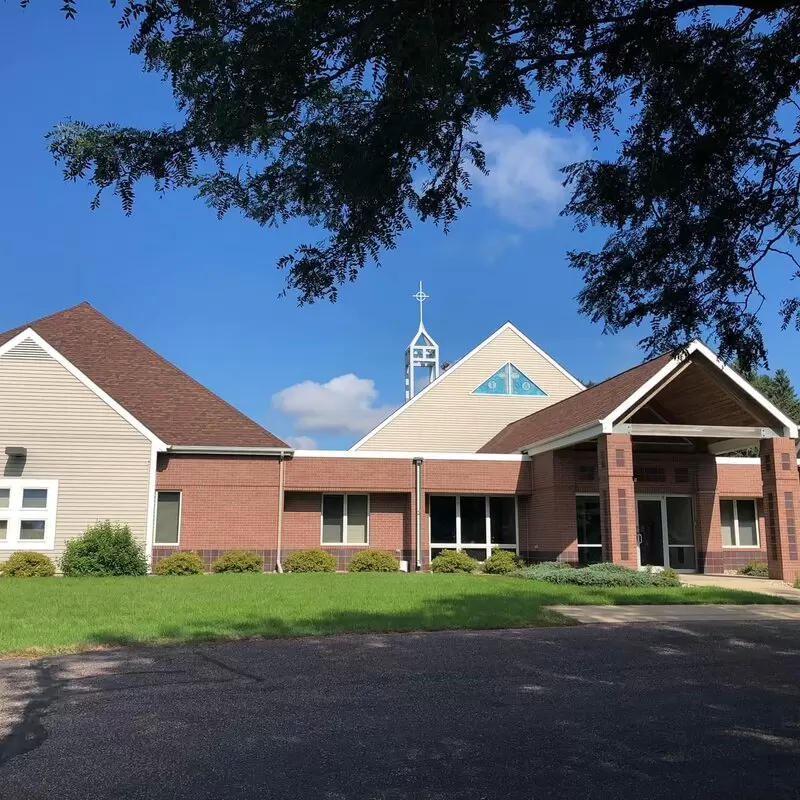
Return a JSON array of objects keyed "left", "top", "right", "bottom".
[
  {"left": 154, "top": 491, "right": 182, "bottom": 545},
  {"left": 720, "top": 499, "right": 760, "bottom": 547},
  {"left": 577, "top": 464, "right": 596, "bottom": 482},
  {"left": 634, "top": 465, "right": 666, "bottom": 483},
  {"left": 430, "top": 495, "right": 518, "bottom": 561},
  {"left": 473, "top": 363, "right": 546, "bottom": 396},
  {"left": 321, "top": 494, "right": 369, "bottom": 545},
  {"left": 576, "top": 494, "right": 603, "bottom": 564},
  {"left": 0, "top": 480, "right": 58, "bottom": 550}
]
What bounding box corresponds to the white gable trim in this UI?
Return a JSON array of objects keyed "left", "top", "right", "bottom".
[
  {"left": 601, "top": 341, "right": 798, "bottom": 438},
  {"left": 295, "top": 449, "right": 529, "bottom": 461},
  {"left": 0, "top": 328, "right": 169, "bottom": 450},
  {"left": 350, "top": 322, "right": 585, "bottom": 450}
]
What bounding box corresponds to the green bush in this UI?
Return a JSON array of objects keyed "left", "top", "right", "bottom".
[
  {"left": 61, "top": 521, "right": 148, "bottom": 577},
  {"left": 795, "top": 578, "right": 800, "bottom": 590},
  {"left": 1, "top": 551, "right": 56, "bottom": 577},
  {"left": 430, "top": 549, "right": 477, "bottom": 574},
  {"left": 659, "top": 567, "right": 680, "bottom": 581},
  {"left": 482, "top": 549, "right": 524, "bottom": 574},
  {"left": 155, "top": 552, "right": 205, "bottom": 576},
  {"left": 283, "top": 549, "right": 337, "bottom": 573},
  {"left": 210, "top": 550, "right": 263, "bottom": 573},
  {"left": 515, "top": 561, "right": 680, "bottom": 588},
  {"left": 347, "top": 549, "right": 399, "bottom": 572},
  {"left": 737, "top": 561, "right": 769, "bottom": 577}
]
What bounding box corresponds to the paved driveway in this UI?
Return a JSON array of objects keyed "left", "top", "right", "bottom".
[{"left": 2, "top": 624, "right": 800, "bottom": 799}]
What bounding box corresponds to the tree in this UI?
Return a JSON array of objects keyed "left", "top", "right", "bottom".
[{"left": 27, "top": 1, "right": 800, "bottom": 368}]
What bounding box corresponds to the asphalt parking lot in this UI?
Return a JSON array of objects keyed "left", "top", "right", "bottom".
[{"left": 2, "top": 622, "right": 799, "bottom": 799}]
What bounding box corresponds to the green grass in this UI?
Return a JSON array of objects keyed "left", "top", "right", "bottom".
[{"left": 0, "top": 573, "right": 791, "bottom": 657}]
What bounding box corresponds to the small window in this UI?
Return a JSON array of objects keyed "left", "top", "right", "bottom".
[
  {"left": 721, "top": 499, "right": 759, "bottom": 547},
  {"left": 634, "top": 465, "right": 666, "bottom": 483},
  {"left": 155, "top": 491, "right": 181, "bottom": 545},
  {"left": 0, "top": 480, "right": 58, "bottom": 550},
  {"left": 321, "top": 495, "right": 369, "bottom": 545},
  {"left": 576, "top": 495, "right": 603, "bottom": 564},
  {"left": 577, "top": 465, "right": 596, "bottom": 482}
]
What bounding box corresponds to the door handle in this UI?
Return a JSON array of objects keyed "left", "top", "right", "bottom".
[{"left": 637, "top": 533, "right": 643, "bottom": 545}]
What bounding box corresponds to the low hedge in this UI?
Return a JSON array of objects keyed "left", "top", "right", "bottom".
[
  {"left": 430, "top": 549, "right": 476, "bottom": 574},
  {"left": 737, "top": 561, "right": 769, "bottom": 578},
  {"left": 155, "top": 552, "right": 205, "bottom": 576},
  {"left": 482, "top": 550, "right": 523, "bottom": 575},
  {"left": 61, "top": 521, "right": 148, "bottom": 577},
  {"left": 1, "top": 551, "right": 56, "bottom": 577},
  {"left": 347, "top": 550, "right": 399, "bottom": 572},
  {"left": 211, "top": 551, "right": 263, "bottom": 573},
  {"left": 283, "top": 549, "right": 337, "bottom": 573},
  {"left": 515, "top": 561, "right": 681, "bottom": 588}
]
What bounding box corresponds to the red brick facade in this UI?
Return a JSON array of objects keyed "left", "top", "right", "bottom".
[{"left": 152, "top": 448, "right": 791, "bottom": 579}]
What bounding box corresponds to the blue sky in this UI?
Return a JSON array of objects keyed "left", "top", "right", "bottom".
[{"left": 2, "top": 3, "right": 798, "bottom": 449}]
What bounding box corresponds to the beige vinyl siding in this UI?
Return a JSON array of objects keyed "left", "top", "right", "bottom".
[
  {"left": 357, "top": 327, "right": 583, "bottom": 452},
  {"left": 0, "top": 338, "right": 152, "bottom": 564}
]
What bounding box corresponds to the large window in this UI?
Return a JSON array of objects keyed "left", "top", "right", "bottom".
[
  {"left": 322, "top": 494, "right": 369, "bottom": 545},
  {"left": 429, "top": 495, "right": 517, "bottom": 561},
  {"left": 720, "top": 499, "right": 759, "bottom": 547},
  {"left": 154, "top": 491, "right": 182, "bottom": 545},
  {"left": 0, "top": 480, "right": 58, "bottom": 550},
  {"left": 576, "top": 494, "right": 603, "bottom": 564}
]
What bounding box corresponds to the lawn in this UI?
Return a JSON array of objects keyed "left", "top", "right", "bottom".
[{"left": 0, "top": 573, "right": 791, "bottom": 657}]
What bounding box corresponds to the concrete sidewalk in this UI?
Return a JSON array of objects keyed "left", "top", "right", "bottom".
[
  {"left": 680, "top": 573, "right": 800, "bottom": 601},
  {"left": 549, "top": 604, "right": 800, "bottom": 624}
]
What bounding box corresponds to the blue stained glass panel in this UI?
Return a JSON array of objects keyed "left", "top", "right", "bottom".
[
  {"left": 474, "top": 363, "right": 546, "bottom": 396},
  {"left": 510, "top": 363, "right": 546, "bottom": 396},
  {"left": 474, "top": 365, "right": 509, "bottom": 395}
]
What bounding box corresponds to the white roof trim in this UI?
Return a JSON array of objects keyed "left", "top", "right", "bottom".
[
  {"left": 0, "top": 328, "right": 169, "bottom": 450},
  {"left": 169, "top": 445, "right": 294, "bottom": 456},
  {"left": 350, "top": 321, "right": 585, "bottom": 450},
  {"left": 715, "top": 456, "right": 761, "bottom": 465},
  {"left": 519, "top": 422, "right": 604, "bottom": 456},
  {"left": 601, "top": 340, "right": 798, "bottom": 438},
  {"left": 295, "top": 450, "right": 529, "bottom": 461}
]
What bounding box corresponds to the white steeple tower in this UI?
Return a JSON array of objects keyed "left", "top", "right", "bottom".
[{"left": 405, "top": 281, "right": 440, "bottom": 401}]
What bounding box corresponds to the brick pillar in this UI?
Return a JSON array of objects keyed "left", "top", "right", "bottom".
[
  {"left": 759, "top": 438, "right": 800, "bottom": 583},
  {"left": 694, "top": 455, "right": 722, "bottom": 574},
  {"left": 597, "top": 434, "right": 639, "bottom": 568}
]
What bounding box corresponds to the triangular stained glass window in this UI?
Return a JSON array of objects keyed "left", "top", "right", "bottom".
[{"left": 473, "top": 363, "right": 546, "bottom": 396}]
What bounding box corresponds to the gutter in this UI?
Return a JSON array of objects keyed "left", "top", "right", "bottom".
[
  {"left": 167, "top": 445, "right": 295, "bottom": 456},
  {"left": 412, "top": 457, "right": 424, "bottom": 570},
  {"left": 276, "top": 453, "right": 286, "bottom": 573}
]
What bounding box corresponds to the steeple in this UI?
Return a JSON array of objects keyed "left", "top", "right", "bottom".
[{"left": 405, "top": 281, "right": 440, "bottom": 400}]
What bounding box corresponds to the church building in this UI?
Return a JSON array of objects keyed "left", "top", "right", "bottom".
[{"left": 0, "top": 292, "right": 798, "bottom": 582}]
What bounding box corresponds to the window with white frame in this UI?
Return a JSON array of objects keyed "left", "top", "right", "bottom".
[
  {"left": 720, "top": 499, "right": 759, "bottom": 547},
  {"left": 576, "top": 494, "right": 603, "bottom": 564},
  {"left": 321, "top": 494, "right": 369, "bottom": 545},
  {"left": 154, "top": 491, "right": 182, "bottom": 545},
  {"left": 429, "top": 495, "right": 517, "bottom": 561},
  {"left": 0, "top": 480, "right": 58, "bottom": 550}
]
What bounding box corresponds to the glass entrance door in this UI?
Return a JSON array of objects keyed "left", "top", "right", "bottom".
[{"left": 636, "top": 495, "right": 697, "bottom": 572}]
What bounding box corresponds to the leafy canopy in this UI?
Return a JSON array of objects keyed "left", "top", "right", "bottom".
[{"left": 26, "top": 0, "right": 800, "bottom": 368}]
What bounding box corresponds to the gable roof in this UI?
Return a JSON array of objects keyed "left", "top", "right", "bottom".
[
  {"left": 350, "top": 321, "right": 585, "bottom": 450},
  {"left": 480, "top": 340, "right": 800, "bottom": 453},
  {"left": 478, "top": 352, "right": 675, "bottom": 453},
  {"left": 0, "top": 303, "right": 288, "bottom": 449}
]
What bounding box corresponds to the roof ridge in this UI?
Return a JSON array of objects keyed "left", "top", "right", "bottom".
[
  {"left": 80, "top": 304, "right": 278, "bottom": 439},
  {"left": 0, "top": 300, "right": 92, "bottom": 337}
]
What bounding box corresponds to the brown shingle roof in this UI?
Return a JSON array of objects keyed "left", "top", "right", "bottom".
[
  {"left": 478, "top": 352, "right": 674, "bottom": 453},
  {"left": 0, "top": 302, "right": 288, "bottom": 449}
]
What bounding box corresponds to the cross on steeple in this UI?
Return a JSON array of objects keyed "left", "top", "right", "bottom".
[
  {"left": 405, "top": 280, "right": 440, "bottom": 401},
  {"left": 413, "top": 281, "right": 429, "bottom": 326}
]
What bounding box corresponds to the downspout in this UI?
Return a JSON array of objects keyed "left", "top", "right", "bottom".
[
  {"left": 413, "top": 457, "right": 424, "bottom": 570},
  {"left": 276, "top": 453, "right": 286, "bottom": 573}
]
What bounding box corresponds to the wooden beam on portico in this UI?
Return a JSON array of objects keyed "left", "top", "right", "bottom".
[{"left": 612, "top": 423, "right": 782, "bottom": 439}]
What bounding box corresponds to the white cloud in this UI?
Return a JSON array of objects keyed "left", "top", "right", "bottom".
[
  {"left": 470, "top": 120, "right": 584, "bottom": 228},
  {"left": 272, "top": 374, "right": 397, "bottom": 435},
  {"left": 285, "top": 435, "right": 319, "bottom": 450}
]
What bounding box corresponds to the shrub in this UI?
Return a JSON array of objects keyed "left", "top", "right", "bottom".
[
  {"left": 1, "top": 551, "right": 56, "bottom": 577},
  {"left": 430, "top": 549, "right": 477, "bottom": 574},
  {"left": 795, "top": 578, "right": 800, "bottom": 590},
  {"left": 283, "top": 549, "right": 337, "bottom": 573},
  {"left": 737, "top": 561, "right": 769, "bottom": 578},
  {"left": 210, "top": 550, "right": 263, "bottom": 573},
  {"left": 347, "top": 549, "right": 399, "bottom": 572},
  {"left": 61, "top": 521, "right": 148, "bottom": 577},
  {"left": 515, "top": 561, "right": 680, "bottom": 588},
  {"left": 155, "top": 552, "right": 205, "bottom": 576},
  {"left": 482, "top": 549, "right": 523, "bottom": 575},
  {"left": 660, "top": 567, "right": 680, "bottom": 581}
]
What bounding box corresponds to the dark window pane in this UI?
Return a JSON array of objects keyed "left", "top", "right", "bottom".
[
  {"left": 490, "top": 497, "right": 516, "bottom": 544},
  {"left": 720, "top": 500, "right": 735, "bottom": 547},
  {"left": 666, "top": 497, "right": 694, "bottom": 546},
  {"left": 576, "top": 496, "right": 602, "bottom": 546},
  {"left": 322, "top": 494, "right": 344, "bottom": 543},
  {"left": 22, "top": 489, "right": 47, "bottom": 509},
  {"left": 463, "top": 549, "right": 487, "bottom": 562},
  {"left": 669, "top": 546, "right": 697, "bottom": 570},
  {"left": 430, "top": 496, "right": 456, "bottom": 544},
  {"left": 155, "top": 491, "right": 181, "bottom": 545},
  {"left": 346, "top": 495, "right": 368, "bottom": 544},
  {"left": 460, "top": 496, "right": 486, "bottom": 544},
  {"left": 578, "top": 547, "right": 603, "bottom": 565},
  {"left": 20, "top": 520, "right": 45, "bottom": 540},
  {"left": 736, "top": 500, "right": 758, "bottom": 547}
]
